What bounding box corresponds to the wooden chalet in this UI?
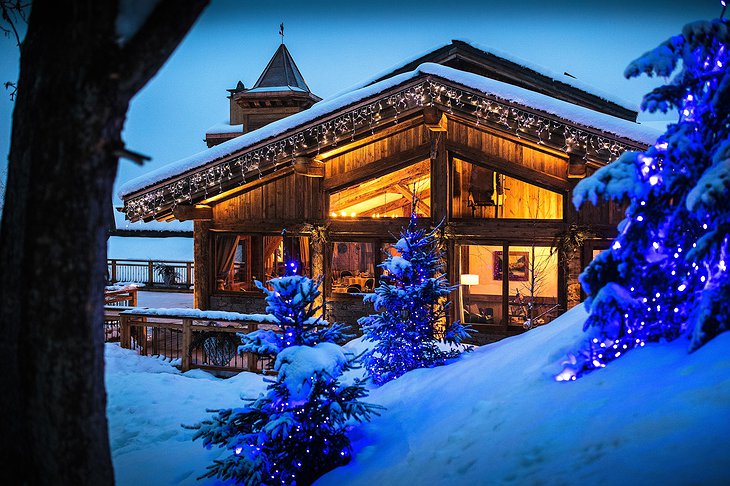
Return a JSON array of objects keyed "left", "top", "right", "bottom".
[{"left": 120, "top": 41, "right": 656, "bottom": 343}]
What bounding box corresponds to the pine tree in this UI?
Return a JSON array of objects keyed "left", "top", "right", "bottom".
[
  {"left": 192, "top": 275, "right": 380, "bottom": 485},
  {"left": 359, "top": 207, "right": 471, "bottom": 385},
  {"left": 559, "top": 16, "right": 730, "bottom": 380}
]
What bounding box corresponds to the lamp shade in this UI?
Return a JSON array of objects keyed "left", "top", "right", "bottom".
[{"left": 460, "top": 274, "right": 480, "bottom": 285}]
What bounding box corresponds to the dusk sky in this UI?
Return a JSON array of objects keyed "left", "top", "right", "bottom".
[{"left": 0, "top": 0, "right": 722, "bottom": 207}]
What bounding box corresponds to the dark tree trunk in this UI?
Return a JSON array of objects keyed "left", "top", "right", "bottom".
[{"left": 0, "top": 1, "right": 207, "bottom": 483}]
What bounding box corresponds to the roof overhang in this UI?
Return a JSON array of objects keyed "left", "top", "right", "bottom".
[{"left": 121, "top": 69, "right": 651, "bottom": 223}]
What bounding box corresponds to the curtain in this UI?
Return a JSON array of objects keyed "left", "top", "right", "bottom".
[
  {"left": 299, "top": 237, "right": 310, "bottom": 275},
  {"left": 214, "top": 235, "right": 240, "bottom": 288},
  {"left": 263, "top": 236, "right": 283, "bottom": 277}
]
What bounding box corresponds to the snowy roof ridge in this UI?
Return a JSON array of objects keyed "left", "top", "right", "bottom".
[
  {"left": 119, "top": 63, "right": 659, "bottom": 199},
  {"left": 332, "top": 39, "right": 638, "bottom": 113}
]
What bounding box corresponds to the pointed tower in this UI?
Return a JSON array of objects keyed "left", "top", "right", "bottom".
[{"left": 205, "top": 43, "right": 321, "bottom": 147}]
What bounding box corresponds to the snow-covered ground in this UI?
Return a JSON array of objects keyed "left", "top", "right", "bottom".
[
  {"left": 107, "top": 305, "right": 730, "bottom": 485},
  {"left": 136, "top": 290, "right": 194, "bottom": 308}
]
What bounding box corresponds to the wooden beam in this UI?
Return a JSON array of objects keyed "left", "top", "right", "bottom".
[
  {"left": 293, "top": 157, "right": 325, "bottom": 178},
  {"left": 359, "top": 186, "right": 432, "bottom": 216},
  {"left": 324, "top": 143, "right": 430, "bottom": 192},
  {"left": 393, "top": 183, "right": 430, "bottom": 213},
  {"left": 568, "top": 154, "right": 587, "bottom": 179},
  {"left": 330, "top": 168, "right": 430, "bottom": 211},
  {"left": 201, "top": 167, "right": 295, "bottom": 205},
  {"left": 430, "top": 131, "right": 449, "bottom": 223},
  {"left": 318, "top": 114, "right": 424, "bottom": 160},
  {"left": 423, "top": 107, "right": 447, "bottom": 132},
  {"left": 172, "top": 204, "right": 213, "bottom": 221},
  {"left": 447, "top": 140, "right": 569, "bottom": 192}
]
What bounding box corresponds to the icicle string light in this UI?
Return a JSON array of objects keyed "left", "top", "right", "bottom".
[{"left": 124, "top": 77, "right": 643, "bottom": 221}]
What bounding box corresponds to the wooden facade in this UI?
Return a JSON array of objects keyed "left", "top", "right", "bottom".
[{"left": 122, "top": 42, "right": 650, "bottom": 343}]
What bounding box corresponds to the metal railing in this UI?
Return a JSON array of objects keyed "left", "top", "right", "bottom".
[{"left": 107, "top": 259, "right": 194, "bottom": 289}]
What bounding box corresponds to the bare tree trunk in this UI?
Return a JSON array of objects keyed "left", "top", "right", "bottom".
[{"left": 0, "top": 1, "right": 207, "bottom": 483}]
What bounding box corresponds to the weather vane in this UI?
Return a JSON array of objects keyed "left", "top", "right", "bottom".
[{"left": 279, "top": 22, "right": 284, "bottom": 44}]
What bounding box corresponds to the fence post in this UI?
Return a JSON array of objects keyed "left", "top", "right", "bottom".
[
  {"left": 111, "top": 260, "right": 117, "bottom": 283},
  {"left": 120, "top": 314, "right": 130, "bottom": 348},
  {"left": 182, "top": 319, "right": 192, "bottom": 372},
  {"left": 246, "top": 322, "right": 258, "bottom": 372},
  {"left": 130, "top": 288, "right": 137, "bottom": 307},
  {"left": 139, "top": 318, "right": 148, "bottom": 355},
  {"left": 186, "top": 262, "right": 192, "bottom": 287},
  {"left": 148, "top": 261, "right": 154, "bottom": 286}
]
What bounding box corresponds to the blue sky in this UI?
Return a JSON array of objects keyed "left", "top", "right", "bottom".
[{"left": 0, "top": 0, "right": 722, "bottom": 206}]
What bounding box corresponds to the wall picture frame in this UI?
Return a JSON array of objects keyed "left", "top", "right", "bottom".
[{"left": 493, "top": 251, "right": 529, "bottom": 281}]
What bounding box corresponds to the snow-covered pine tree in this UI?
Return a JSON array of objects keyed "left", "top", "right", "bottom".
[
  {"left": 359, "top": 205, "right": 471, "bottom": 385},
  {"left": 558, "top": 16, "right": 730, "bottom": 381},
  {"left": 192, "top": 275, "right": 380, "bottom": 486}
]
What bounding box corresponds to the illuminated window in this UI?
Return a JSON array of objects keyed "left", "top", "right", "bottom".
[
  {"left": 213, "top": 234, "right": 310, "bottom": 292},
  {"left": 263, "top": 235, "right": 310, "bottom": 279},
  {"left": 452, "top": 158, "right": 563, "bottom": 219},
  {"left": 330, "top": 242, "right": 375, "bottom": 294},
  {"left": 328, "top": 160, "right": 430, "bottom": 219},
  {"left": 460, "top": 244, "right": 559, "bottom": 327}
]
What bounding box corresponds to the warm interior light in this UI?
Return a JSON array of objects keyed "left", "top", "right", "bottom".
[{"left": 460, "top": 274, "right": 480, "bottom": 286}]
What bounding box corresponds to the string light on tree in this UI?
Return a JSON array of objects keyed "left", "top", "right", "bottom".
[
  {"left": 359, "top": 197, "right": 472, "bottom": 384},
  {"left": 557, "top": 12, "right": 730, "bottom": 381},
  {"left": 190, "top": 275, "right": 380, "bottom": 485}
]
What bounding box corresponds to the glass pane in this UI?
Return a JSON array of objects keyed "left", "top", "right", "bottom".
[
  {"left": 329, "top": 159, "right": 430, "bottom": 219},
  {"left": 507, "top": 246, "right": 559, "bottom": 326},
  {"left": 452, "top": 158, "right": 563, "bottom": 219},
  {"left": 231, "top": 236, "right": 254, "bottom": 291},
  {"left": 331, "top": 242, "right": 375, "bottom": 294},
  {"left": 264, "top": 236, "right": 310, "bottom": 279},
  {"left": 460, "top": 245, "right": 503, "bottom": 325}
]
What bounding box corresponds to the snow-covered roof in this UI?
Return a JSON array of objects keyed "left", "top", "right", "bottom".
[
  {"left": 120, "top": 62, "right": 658, "bottom": 200},
  {"left": 205, "top": 121, "right": 244, "bottom": 136},
  {"left": 113, "top": 210, "right": 192, "bottom": 232},
  {"left": 335, "top": 39, "right": 638, "bottom": 113}
]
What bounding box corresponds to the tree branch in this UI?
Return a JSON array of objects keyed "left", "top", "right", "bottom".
[{"left": 118, "top": 0, "right": 209, "bottom": 98}]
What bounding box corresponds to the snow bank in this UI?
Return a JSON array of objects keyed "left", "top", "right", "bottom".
[
  {"left": 319, "top": 305, "right": 730, "bottom": 485},
  {"left": 107, "top": 304, "right": 730, "bottom": 485},
  {"left": 106, "top": 344, "right": 267, "bottom": 485}
]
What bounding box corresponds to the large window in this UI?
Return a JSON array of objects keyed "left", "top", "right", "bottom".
[
  {"left": 452, "top": 158, "right": 563, "bottom": 219},
  {"left": 460, "top": 244, "right": 559, "bottom": 327},
  {"left": 213, "top": 233, "right": 310, "bottom": 292},
  {"left": 330, "top": 242, "right": 375, "bottom": 294},
  {"left": 328, "top": 159, "right": 430, "bottom": 219},
  {"left": 263, "top": 235, "right": 310, "bottom": 279}
]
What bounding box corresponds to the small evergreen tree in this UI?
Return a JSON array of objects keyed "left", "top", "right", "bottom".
[
  {"left": 559, "top": 15, "right": 730, "bottom": 380},
  {"left": 192, "top": 275, "right": 380, "bottom": 486},
  {"left": 359, "top": 206, "right": 471, "bottom": 385}
]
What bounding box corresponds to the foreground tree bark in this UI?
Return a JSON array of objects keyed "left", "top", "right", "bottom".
[{"left": 0, "top": 1, "right": 208, "bottom": 483}]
